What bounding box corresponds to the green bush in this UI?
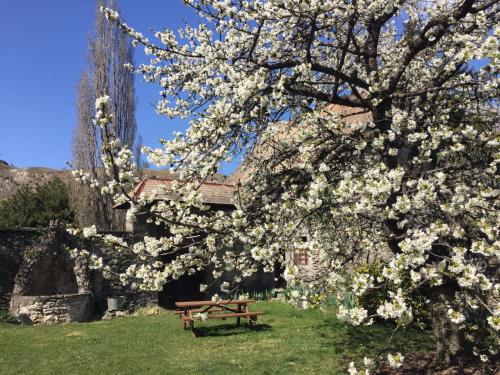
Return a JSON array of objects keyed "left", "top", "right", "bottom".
[
  {"left": 356, "top": 261, "right": 432, "bottom": 330},
  {"left": 0, "top": 178, "right": 74, "bottom": 229},
  {"left": 0, "top": 309, "right": 19, "bottom": 324}
]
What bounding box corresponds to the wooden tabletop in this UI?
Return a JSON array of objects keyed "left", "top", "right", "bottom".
[{"left": 175, "top": 299, "right": 255, "bottom": 308}]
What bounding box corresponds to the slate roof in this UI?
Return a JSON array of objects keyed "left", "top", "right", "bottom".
[{"left": 116, "top": 177, "right": 236, "bottom": 208}]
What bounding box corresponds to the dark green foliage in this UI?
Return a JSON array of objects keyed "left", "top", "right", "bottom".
[
  {"left": 356, "top": 261, "right": 432, "bottom": 330},
  {"left": 0, "top": 309, "right": 18, "bottom": 324},
  {"left": 248, "top": 288, "right": 277, "bottom": 301},
  {"left": 0, "top": 178, "right": 74, "bottom": 229}
]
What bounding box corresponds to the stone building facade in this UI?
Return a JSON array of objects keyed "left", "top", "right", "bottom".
[{"left": 115, "top": 176, "right": 276, "bottom": 307}]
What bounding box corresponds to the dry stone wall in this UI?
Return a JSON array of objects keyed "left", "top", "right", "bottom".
[
  {"left": 9, "top": 293, "right": 93, "bottom": 324},
  {"left": 0, "top": 227, "right": 156, "bottom": 320},
  {"left": 0, "top": 229, "right": 41, "bottom": 309}
]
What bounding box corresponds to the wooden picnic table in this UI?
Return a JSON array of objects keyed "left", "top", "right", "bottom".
[{"left": 174, "top": 299, "right": 263, "bottom": 337}]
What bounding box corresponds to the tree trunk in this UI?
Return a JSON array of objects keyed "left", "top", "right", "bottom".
[{"left": 431, "top": 284, "right": 473, "bottom": 367}]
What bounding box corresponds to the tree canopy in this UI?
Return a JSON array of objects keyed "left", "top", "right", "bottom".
[{"left": 72, "top": 0, "right": 499, "bottom": 370}]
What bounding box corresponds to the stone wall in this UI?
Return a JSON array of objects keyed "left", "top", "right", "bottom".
[
  {"left": 0, "top": 229, "right": 41, "bottom": 309},
  {"left": 87, "top": 231, "right": 158, "bottom": 313},
  {"left": 0, "top": 228, "right": 155, "bottom": 318},
  {"left": 9, "top": 293, "right": 93, "bottom": 324},
  {"left": 1, "top": 226, "right": 274, "bottom": 317}
]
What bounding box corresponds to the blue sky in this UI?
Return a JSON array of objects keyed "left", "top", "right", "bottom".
[
  {"left": 1, "top": 2, "right": 488, "bottom": 176},
  {"left": 0, "top": 1, "right": 239, "bottom": 173}
]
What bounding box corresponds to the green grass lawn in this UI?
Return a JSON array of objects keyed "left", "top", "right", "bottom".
[{"left": 0, "top": 301, "right": 434, "bottom": 374}]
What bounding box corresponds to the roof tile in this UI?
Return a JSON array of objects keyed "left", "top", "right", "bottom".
[{"left": 135, "top": 178, "right": 235, "bottom": 206}]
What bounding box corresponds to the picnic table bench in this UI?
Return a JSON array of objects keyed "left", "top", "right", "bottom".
[{"left": 174, "top": 299, "right": 263, "bottom": 337}]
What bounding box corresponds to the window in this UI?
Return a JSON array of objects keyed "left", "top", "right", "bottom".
[
  {"left": 295, "top": 237, "right": 309, "bottom": 265},
  {"left": 295, "top": 249, "right": 309, "bottom": 265}
]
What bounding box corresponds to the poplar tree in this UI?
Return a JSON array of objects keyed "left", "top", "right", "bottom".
[{"left": 71, "top": 0, "right": 137, "bottom": 230}]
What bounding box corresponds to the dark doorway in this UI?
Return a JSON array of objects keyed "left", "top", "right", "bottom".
[{"left": 158, "top": 271, "right": 205, "bottom": 308}]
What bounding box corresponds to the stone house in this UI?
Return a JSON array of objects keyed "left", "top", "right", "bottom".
[
  {"left": 117, "top": 175, "right": 235, "bottom": 234},
  {"left": 115, "top": 175, "right": 274, "bottom": 307},
  {"left": 3, "top": 221, "right": 160, "bottom": 323},
  {"left": 115, "top": 104, "right": 376, "bottom": 304}
]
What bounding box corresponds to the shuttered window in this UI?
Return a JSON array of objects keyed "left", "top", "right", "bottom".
[{"left": 295, "top": 249, "right": 309, "bottom": 265}]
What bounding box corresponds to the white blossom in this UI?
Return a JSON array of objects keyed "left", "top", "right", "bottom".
[
  {"left": 387, "top": 353, "right": 404, "bottom": 368},
  {"left": 447, "top": 309, "right": 466, "bottom": 325}
]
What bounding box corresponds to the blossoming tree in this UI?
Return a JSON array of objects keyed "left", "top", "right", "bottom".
[{"left": 73, "top": 0, "right": 499, "bottom": 370}]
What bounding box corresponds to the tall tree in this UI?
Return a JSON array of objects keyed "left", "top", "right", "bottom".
[
  {"left": 76, "top": 1, "right": 498, "bottom": 371},
  {"left": 71, "top": 0, "right": 137, "bottom": 230}
]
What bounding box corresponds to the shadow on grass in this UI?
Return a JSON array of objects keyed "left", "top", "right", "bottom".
[
  {"left": 194, "top": 323, "right": 272, "bottom": 337},
  {"left": 316, "top": 317, "right": 434, "bottom": 355}
]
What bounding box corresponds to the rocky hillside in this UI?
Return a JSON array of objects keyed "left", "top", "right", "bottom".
[
  {"left": 0, "top": 162, "right": 228, "bottom": 201},
  {"left": 0, "top": 164, "right": 71, "bottom": 201}
]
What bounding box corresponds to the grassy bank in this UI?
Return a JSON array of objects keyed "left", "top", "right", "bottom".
[{"left": 0, "top": 301, "right": 433, "bottom": 374}]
